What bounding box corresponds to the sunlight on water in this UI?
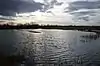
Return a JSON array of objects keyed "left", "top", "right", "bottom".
[{"left": 0, "top": 29, "right": 100, "bottom": 66}]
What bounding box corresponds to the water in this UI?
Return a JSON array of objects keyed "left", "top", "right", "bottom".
[{"left": 0, "top": 29, "right": 100, "bottom": 66}]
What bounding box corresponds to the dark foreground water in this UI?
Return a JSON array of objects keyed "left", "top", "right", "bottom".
[{"left": 0, "top": 29, "right": 100, "bottom": 66}]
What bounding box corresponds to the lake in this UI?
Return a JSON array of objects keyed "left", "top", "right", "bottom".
[{"left": 0, "top": 29, "right": 100, "bottom": 66}]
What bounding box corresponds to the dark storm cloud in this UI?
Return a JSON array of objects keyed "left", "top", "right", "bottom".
[
  {"left": 78, "top": 16, "right": 90, "bottom": 21},
  {"left": 70, "top": 10, "right": 95, "bottom": 22},
  {"left": 55, "top": 2, "right": 63, "bottom": 5},
  {"left": 50, "top": 0, "right": 63, "bottom": 6},
  {"left": 67, "top": 1, "right": 100, "bottom": 12},
  {"left": 70, "top": 10, "right": 96, "bottom": 16},
  {"left": 64, "top": 1, "right": 100, "bottom": 23},
  {"left": 0, "top": 0, "right": 43, "bottom": 16},
  {"left": 0, "top": 17, "right": 15, "bottom": 20},
  {"left": 41, "top": 0, "right": 63, "bottom": 12},
  {"left": 72, "top": 15, "right": 90, "bottom": 22}
]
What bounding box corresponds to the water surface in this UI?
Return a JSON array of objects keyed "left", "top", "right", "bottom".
[{"left": 0, "top": 29, "right": 100, "bottom": 66}]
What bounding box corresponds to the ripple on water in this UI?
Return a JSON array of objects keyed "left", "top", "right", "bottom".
[{"left": 0, "top": 29, "right": 100, "bottom": 66}]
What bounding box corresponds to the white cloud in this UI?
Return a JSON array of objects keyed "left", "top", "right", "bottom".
[{"left": 8, "top": 0, "right": 100, "bottom": 25}]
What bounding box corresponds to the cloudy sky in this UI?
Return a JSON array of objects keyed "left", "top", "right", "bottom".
[{"left": 0, "top": 0, "right": 100, "bottom": 25}]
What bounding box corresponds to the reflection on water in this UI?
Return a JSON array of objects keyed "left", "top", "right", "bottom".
[
  {"left": 80, "top": 32, "right": 100, "bottom": 43},
  {"left": 0, "top": 29, "right": 100, "bottom": 66},
  {"left": 81, "top": 33, "right": 100, "bottom": 40}
]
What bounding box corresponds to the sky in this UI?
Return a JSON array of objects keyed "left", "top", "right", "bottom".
[{"left": 0, "top": 0, "right": 100, "bottom": 25}]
